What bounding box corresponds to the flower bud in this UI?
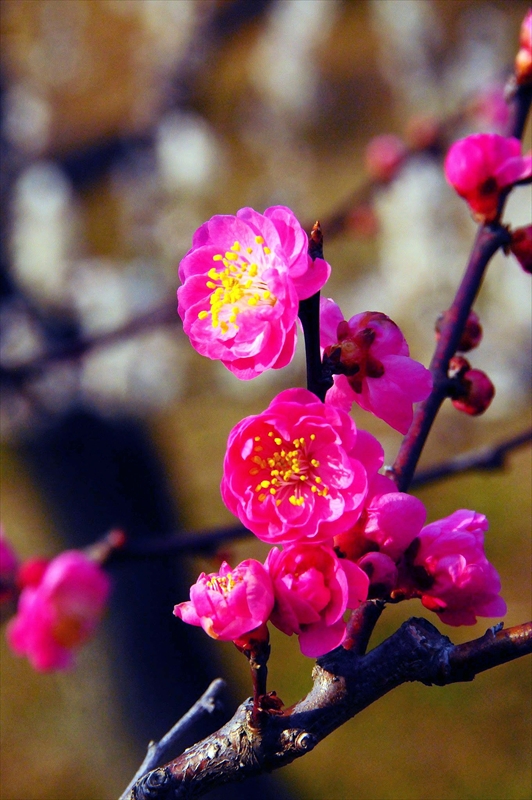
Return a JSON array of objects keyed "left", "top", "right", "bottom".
[
  {"left": 451, "top": 368, "right": 495, "bottom": 416},
  {"left": 448, "top": 355, "right": 470, "bottom": 379},
  {"left": 365, "top": 135, "right": 407, "bottom": 183},
  {"left": 515, "top": 10, "right": 532, "bottom": 85},
  {"left": 509, "top": 225, "right": 532, "bottom": 273},
  {"left": 436, "top": 310, "right": 483, "bottom": 352}
]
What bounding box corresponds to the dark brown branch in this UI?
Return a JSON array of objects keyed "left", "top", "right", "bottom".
[
  {"left": 119, "top": 679, "right": 225, "bottom": 800},
  {"left": 126, "top": 619, "right": 532, "bottom": 799},
  {"left": 410, "top": 428, "right": 532, "bottom": 487}
]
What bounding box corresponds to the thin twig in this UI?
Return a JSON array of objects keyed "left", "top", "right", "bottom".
[
  {"left": 119, "top": 678, "right": 226, "bottom": 800},
  {"left": 392, "top": 78, "right": 531, "bottom": 493},
  {"left": 410, "top": 428, "right": 532, "bottom": 487}
]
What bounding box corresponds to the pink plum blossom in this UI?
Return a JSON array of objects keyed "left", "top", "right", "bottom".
[
  {"left": 173, "top": 559, "right": 274, "bottom": 641},
  {"left": 6, "top": 551, "right": 110, "bottom": 672},
  {"left": 444, "top": 134, "right": 532, "bottom": 223},
  {"left": 320, "top": 299, "right": 432, "bottom": 434},
  {"left": 177, "top": 206, "right": 330, "bottom": 379},
  {"left": 221, "top": 388, "right": 381, "bottom": 546},
  {"left": 398, "top": 510, "right": 506, "bottom": 626},
  {"left": 265, "top": 543, "right": 369, "bottom": 657}
]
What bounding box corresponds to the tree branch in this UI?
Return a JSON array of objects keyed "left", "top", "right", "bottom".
[
  {"left": 119, "top": 678, "right": 226, "bottom": 800},
  {"left": 125, "top": 619, "right": 532, "bottom": 799},
  {"left": 410, "top": 428, "right": 532, "bottom": 487},
  {"left": 392, "top": 77, "right": 531, "bottom": 493}
]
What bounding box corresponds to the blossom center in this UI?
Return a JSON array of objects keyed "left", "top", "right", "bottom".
[
  {"left": 198, "top": 237, "right": 278, "bottom": 333},
  {"left": 248, "top": 430, "right": 329, "bottom": 507},
  {"left": 207, "top": 572, "right": 242, "bottom": 596}
]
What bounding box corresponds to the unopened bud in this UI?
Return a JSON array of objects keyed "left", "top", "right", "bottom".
[
  {"left": 509, "top": 225, "right": 532, "bottom": 273},
  {"left": 516, "top": 10, "right": 532, "bottom": 85},
  {"left": 451, "top": 368, "right": 495, "bottom": 416},
  {"left": 448, "top": 355, "right": 470, "bottom": 379},
  {"left": 365, "top": 135, "right": 407, "bottom": 183},
  {"left": 436, "top": 310, "right": 483, "bottom": 352}
]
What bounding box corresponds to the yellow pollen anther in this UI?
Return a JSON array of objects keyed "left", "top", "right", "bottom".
[
  {"left": 248, "top": 298, "right": 258, "bottom": 306},
  {"left": 246, "top": 247, "right": 253, "bottom": 254},
  {"left": 198, "top": 310, "right": 209, "bottom": 319},
  {"left": 274, "top": 437, "right": 282, "bottom": 445},
  {"left": 260, "top": 480, "right": 270, "bottom": 488},
  {"left": 254, "top": 436, "right": 261, "bottom": 441},
  {"left": 311, "top": 459, "right": 320, "bottom": 468},
  {"left": 255, "top": 236, "right": 264, "bottom": 244},
  {"left": 258, "top": 493, "right": 267, "bottom": 502},
  {"left": 231, "top": 241, "right": 241, "bottom": 251},
  {"left": 213, "top": 254, "right": 223, "bottom": 261},
  {"left": 310, "top": 434, "right": 316, "bottom": 440},
  {"left": 225, "top": 252, "right": 238, "bottom": 261},
  {"left": 315, "top": 476, "right": 322, "bottom": 483},
  {"left": 263, "top": 246, "right": 271, "bottom": 254}
]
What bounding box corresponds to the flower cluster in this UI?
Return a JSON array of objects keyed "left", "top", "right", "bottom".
[{"left": 174, "top": 203, "right": 506, "bottom": 660}]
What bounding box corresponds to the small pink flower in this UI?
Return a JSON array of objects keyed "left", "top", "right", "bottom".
[
  {"left": 173, "top": 559, "right": 274, "bottom": 641},
  {"left": 399, "top": 510, "right": 506, "bottom": 626},
  {"left": 320, "top": 299, "right": 432, "bottom": 434},
  {"left": 266, "top": 543, "right": 369, "bottom": 657},
  {"left": 177, "top": 206, "right": 330, "bottom": 379},
  {"left": 221, "top": 388, "right": 378, "bottom": 546},
  {"left": 6, "top": 551, "right": 110, "bottom": 672},
  {"left": 444, "top": 134, "right": 532, "bottom": 222},
  {"left": 0, "top": 529, "right": 18, "bottom": 605}
]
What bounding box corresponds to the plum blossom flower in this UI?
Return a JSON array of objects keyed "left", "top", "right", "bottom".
[
  {"left": 265, "top": 543, "right": 369, "bottom": 657},
  {"left": 177, "top": 206, "right": 330, "bottom": 379},
  {"left": 6, "top": 551, "right": 110, "bottom": 672},
  {"left": 397, "top": 510, "right": 506, "bottom": 626},
  {"left": 173, "top": 559, "right": 274, "bottom": 641},
  {"left": 444, "top": 134, "right": 532, "bottom": 223},
  {"left": 221, "top": 388, "right": 381, "bottom": 546},
  {"left": 320, "top": 299, "right": 432, "bottom": 434}
]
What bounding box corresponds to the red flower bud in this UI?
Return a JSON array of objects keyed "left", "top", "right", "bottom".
[
  {"left": 509, "top": 225, "right": 532, "bottom": 273},
  {"left": 436, "top": 310, "right": 483, "bottom": 352},
  {"left": 451, "top": 369, "right": 495, "bottom": 416},
  {"left": 516, "top": 10, "right": 532, "bottom": 85},
  {"left": 448, "top": 355, "right": 471, "bottom": 379}
]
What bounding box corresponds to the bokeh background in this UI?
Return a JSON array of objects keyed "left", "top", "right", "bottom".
[{"left": 0, "top": 1, "right": 530, "bottom": 799}]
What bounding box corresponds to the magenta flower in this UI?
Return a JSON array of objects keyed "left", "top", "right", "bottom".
[
  {"left": 399, "top": 510, "right": 506, "bottom": 626},
  {"left": 320, "top": 299, "right": 432, "bottom": 434},
  {"left": 6, "top": 551, "right": 110, "bottom": 672},
  {"left": 358, "top": 552, "right": 398, "bottom": 596},
  {"left": 221, "top": 388, "right": 376, "bottom": 546},
  {"left": 173, "top": 559, "right": 274, "bottom": 641},
  {"left": 266, "top": 543, "right": 369, "bottom": 657},
  {"left": 177, "top": 206, "right": 330, "bottom": 379},
  {"left": 444, "top": 134, "right": 532, "bottom": 223}
]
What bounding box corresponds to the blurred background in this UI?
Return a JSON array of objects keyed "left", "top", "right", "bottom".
[{"left": 0, "top": 1, "right": 530, "bottom": 799}]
